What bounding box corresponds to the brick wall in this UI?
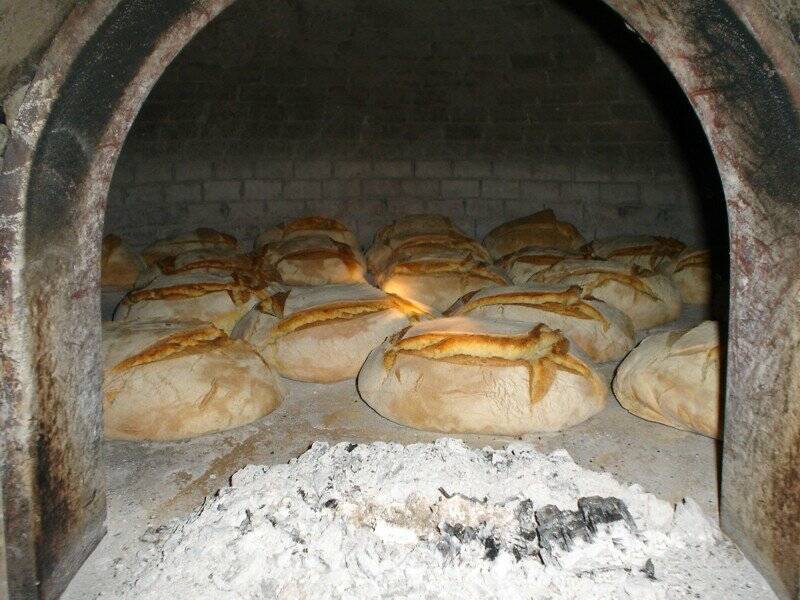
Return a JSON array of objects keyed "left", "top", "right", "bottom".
[{"left": 106, "top": 0, "right": 725, "bottom": 250}]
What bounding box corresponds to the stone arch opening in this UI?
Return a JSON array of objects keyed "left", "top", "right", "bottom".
[{"left": 0, "top": 1, "right": 797, "bottom": 598}]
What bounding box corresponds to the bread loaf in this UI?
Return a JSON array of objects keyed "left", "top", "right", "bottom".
[
  {"left": 101, "top": 234, "right": 145, "bottom": 289},
  {"left": 496, "top": 246, "right": 580, "bottom": 284},
  {"left": 141, "top": 228, "right": 239, "bottom": 266},
  {"left": 583, "top": 235, "right": 685, "bottom": 272},
  {"left": 255, "top": 216, "right": 358, "bottom": 249},
  {"left": 376, "top": 253, "right": 510, "bottom": 312},
  {"left": 102, "top": 321, "right": 282, "bottom": 440},
  {"left": 530, "top": 259, "right": 681, "bottom": 330},
  {"left": 357, "top": 316, "right": 607, "bottom": 435},
  {"left": 114, "top": 270, "right": 268, "bottom": 333},
  {"left": 665, "top": 249, "right": 712, "bottom": 305},
  {"left": 613, "top": 321, "right": 721, "bottom": 438},
  {"left": 254, "top": 235, "right": 367, "bottom": 286},
  {"left": 367, "top": 230, "right": 490, "bottom": 275},
  {"left": 447, "top": 283, "right": 635, "bottom": 362},
  {"left": 483, "top": 210, "right": 586, "bottom": 259},
  {"left": 231, "top": 283, "right": 434, "bottom": 383}
]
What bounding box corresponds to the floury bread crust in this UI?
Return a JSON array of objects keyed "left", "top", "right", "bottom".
[
  {"left": 102, "top": 321, "right": 282, "bottom": 440},
  {"left": 483, "top": 210, "right": 587, "bottom": 259},
  {"left": 255, "top": 216, "right": 359, "bottom": 249},
  {"left": 114, "top": 271, "right": 268, "bottom": 333},
  {"left": 141, "top": 228, "right": 240, "bottom": 266},
  {"left": 135, "top": 246, "right": 258, "bottom": 289},
  {"left": 101, "top": 234, "right": 145, "bottom": 289},
  {"left": 496, "top": 246, "right": 581, "bottom": 285},
  {"left": 613, "top": 321, "right": 721, "bottom": 439},
  {"left": 447, "top": 284, "right": 635, "bottom": 362},
  {"left": 357, "top": 316, "right": 607, "bottom": 435},
  {"left": 365, "top": 214, "right": 479, "bottom": 274},
  {"left": 231, "top": 283, "right": 434, "bottom": 383},
  {"left": 376, "top": 254, "right": 509, "bottom": 312},
  {"left": 665, "top": 249, "right": 713, "bottom": 305},
  {"left": 583, "top": 235, "right": 686, "bottom": 272},
  {"left": 254, "top": 235, "right": 367, "bottom": 286},
  {"left": 366, "top": 231, "right": 490, "bottom": 275},
  {"left": 530, "top": 259, "right": 681, "bottom": 330}
]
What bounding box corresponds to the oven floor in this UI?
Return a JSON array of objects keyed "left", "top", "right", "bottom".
[{"left": 64, "top": 306, "right": 743, "bottom": 598}]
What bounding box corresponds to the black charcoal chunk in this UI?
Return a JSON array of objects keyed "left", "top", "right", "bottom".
[
  {"left": 535, "top": 504, "right": 592, "bottom": 554},
  {"left": 641, "top": 558, "right": 657, "bottom": 580},
  {"left": 578, "top": 496, "right": 637, "bottom": 534}
]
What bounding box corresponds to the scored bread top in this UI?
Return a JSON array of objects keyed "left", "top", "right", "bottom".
[
  {"left": 382, "top": 316, "right": 595, "bottom": 404},
  {"left": 121, "top": 270, "right": 268, "bottom": 306},
  {"left": 664, "top": 320, "right": 719, "bottom": 357},
  {"left": 376, "top": 254, "right": 509, "bottom": 286},
  {"left": 367, "top": 230, "right": 486, "bottom": 273},
  {"left": 373, "top": 214, "right": 463, "bottom": 243},
  {"left": 155, "top": 248, "right": 255, "bottom": 276},
  {"left": 446, "top": 283, "right": 609, "bottom": 329},
  {"left": 530, "top": 258, "right": 661, "bottom": 299},
  {"left": 141, "top": 228, "right": 239, "bottom": 265},
  {"left": 254, "top": 216, "right": 358, "bottom": 249},
  {"left": 103, "top": 321, "right": 229, "bottom": 373},
  {"left": 583, "top": 235, "right": 686, "bottom": 261},
  {"left": 253, "top": 282, "right": 433, "bottom": 340},
  {"left": 496, "top": 246, "right": 579, "bottom": 270},
  {"left": 483, "top": 209, "right": 586, "bottom": 254},
  {"left": 672, "top": 249, "right": 711, "bottom": 273},
  {"left": 255, "top": 235, "right": 365, "bottom": 272}
]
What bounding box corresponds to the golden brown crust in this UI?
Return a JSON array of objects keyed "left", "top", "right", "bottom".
[
  {"left": 141, "top": 229, "right": 239, "bottom": 265},
  {"left": 583, "top": 237, "right": 686, "bottom": 271},
  {"left": 673, "top": 249, "right": 711, "bottom": 272},
  {"left": 194, "top": 228, "right": 238, "bottom": 247},
  {"left": 156, "top": 253, "right": 255, "bottom": 276},
  {"left": 496, "top": 246, "right": 580, "bottom": 270},
  {"left": 281, "top": 216, "right": 350, "bottom": 234},
  {"left": 534, "top": 262, "right": 660, "bottom": 301},
  {"left": 447, "top": 285, "right": 609, "bottom": 330},
  {"left": 263, "top": 294, "right": 433, "bottom": 341},
  {"left": 485, "top": 209, "right": 584, "bottom": 247},
  {"left": 378, "top": 257, "right": 509, "bottom": 286},
  {"left": 111, "top": 323, "right": 227, "bottom": 372},
  {"left": 383, "top": 324, "right": 592, "bottom": 405},
  {"left": 274, "top": 242, "right": 364, "bottom": 276},
  {"left": 384, "top": 233, "right": 491, "bottom": 263},
  {"left": 375, "top": 214, "right": 457, "bottom": 243},
  {"left": 121, "top": 276, "right": 266, "bottom": 307}
]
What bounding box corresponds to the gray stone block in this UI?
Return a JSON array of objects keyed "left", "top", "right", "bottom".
[
  {"left": 442, "top": 179, "right": 480, "bottom": 198},
  {"left": 244, "top": 180, "right": 282, "bottom": 200},
  {"left": 284, "top": 180, "right": 322, "bottom": 200},
  {"left": 203, "top": 180, "right": 241, "bottom": 202},
  {"left": 415, "top": 160, "right": 452, "bottom": 178},
  {"left": 482, "top": 179, "right": 520, "bottom": 199},
  {"left": 294, "top": 160, "right": 332, "bottom": 179}
]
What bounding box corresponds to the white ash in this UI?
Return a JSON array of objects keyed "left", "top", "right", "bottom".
[{"left": 109, "top": 439, "right": 774, "bottom": 599}]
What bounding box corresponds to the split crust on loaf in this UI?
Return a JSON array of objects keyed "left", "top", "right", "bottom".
[
  {"left": 383, "top": 324, "right": 592, "bottom": 406},
  {"left": 255, "top": 216, "right": 358, "bottom": 248},
  {"left": 110, "top": 323, "right": 228, "bottom": 372},
  {"left": 483, "top": 209, "right": 586, "bottom": 257},
  {"left": 447, "top": 285, "right": 610, "bottom": 330},
  {"left": 141, "top": 228, "right": 238, "bottom": 265},
  {"left": 256, "top": 294, "right": 432, "bottom": 341}
]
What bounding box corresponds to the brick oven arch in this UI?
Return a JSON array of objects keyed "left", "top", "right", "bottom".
[{"left": 0, "top": 1, "right": 798, "bottom": 598}]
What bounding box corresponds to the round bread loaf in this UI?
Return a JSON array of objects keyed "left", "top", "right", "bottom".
[
  {"left": 483, "top": 210, "right": 586, "bottom": 259},
  {"left": 530, "top": 259, "right": 681, "bottom": 330},
  {"left": 613, "top": 321, "right": 721, "bottom": 438},
  {"left": 254, "top": 235, "right": 367, "bottom": 286},
  {"left": 496, "top": 246, "right": 580, "bottom": 285},
  {"left": 231, "top": 283, "right": 434, "bottom": 383},
  {"left": 255, "top": 216, "right": 358, "bottom": 249},
  {"left": 101, "top": 234, "right": 145, "bottom": 289},
  {"left": 367, "top": 231, "right": 489, "bottom": 275},
  {"left": 582, "top": 235, "right": 685, "bottom": 272},
  {"left": 664, "top": 249, "right": 712, "bottom": 305},
  {"left": 114, "top": 270, "right": 267, "bottom": 333},
  {"left": 135, "top": 246, "right": 256, "bottom": 288},
  {"left": 102, "top": 321, "right": 282, "bottom": 440},
  {"left": 376, "top": 253, "right": 509, "bottom": 312},
  {"left": 358, "top": 316, "right": 607, "bottom": 435},
  {"left": 141, "top": 228, "right": 239, "bottom": 266},
  {"left": 447, "top": 283, "right": 635, "bottom": 362}
]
